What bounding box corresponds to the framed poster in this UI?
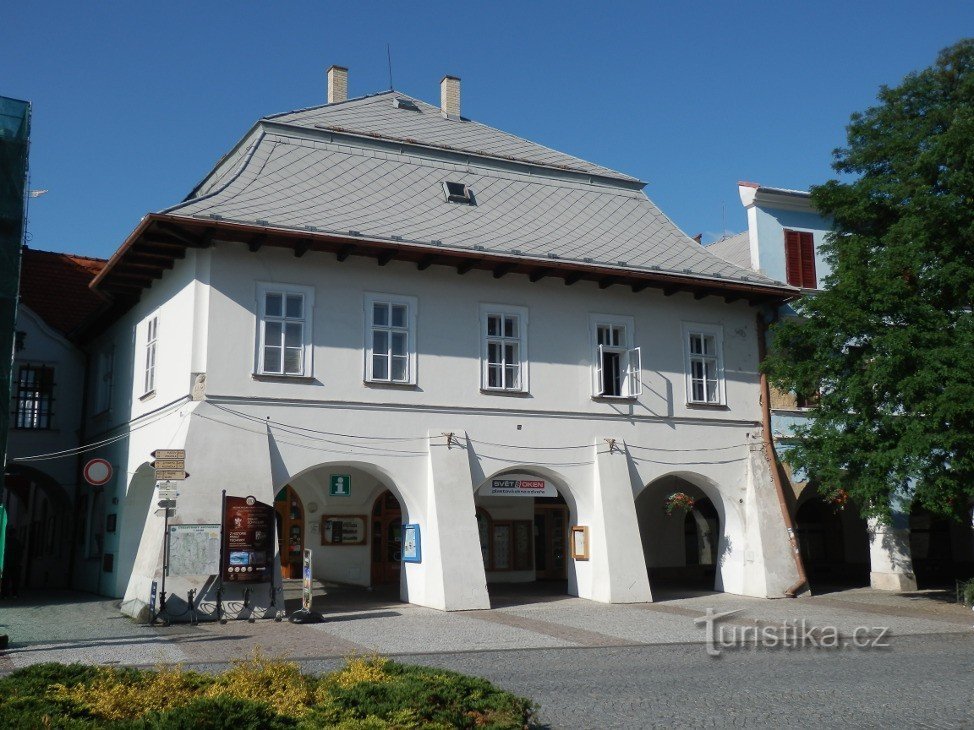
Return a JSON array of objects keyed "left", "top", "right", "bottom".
[
  {"left": 222, "top": 494, "right": 276, "bottom": 583},
  {"left": 570, "top": 525, "right": 589, "bottom": 560},
  {"left": 321, "top": 515, "right": 367, "bottom": 545},
  {"left": 402, "top": 523, "right": 421, "bottom": 563}
]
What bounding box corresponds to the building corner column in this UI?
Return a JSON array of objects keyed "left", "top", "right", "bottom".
[
  {"left": 868, "top": 513, "right": 917, "bottom": 591},
  {"left": 423, "top": 431, "right": 490, "bottom": 611},
  {"left": 590, "top": 439, "right": 652, "bottom": 603},
  {"left": 742, "top": 433, "right": 802, "bottom": 597}
]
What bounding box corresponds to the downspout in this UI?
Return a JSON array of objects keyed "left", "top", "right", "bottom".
[{"left": 756, "top": 311, "right": 808, "bottom": 597}]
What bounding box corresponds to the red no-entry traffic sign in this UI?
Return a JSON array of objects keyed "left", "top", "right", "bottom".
[{"left": 83, "top": 458, "right": 113, "bottom": 486}]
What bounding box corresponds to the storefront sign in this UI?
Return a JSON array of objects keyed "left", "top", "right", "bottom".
[
  {"left": 479, "top": 474, "right": 556, "bottom": 498},
  {"left": 221, "top": 495, "right": 275, "bottom": 582},
  {"left": 402, "top": 523, "right": 421, "bottom": 563},
  {"left": 302, "top": 549, "right": 313, "bottom": 611},
  {"left": 321, "top": 515, "right": 367, "bottom": 545},
  {"left": 329, "top": 474, "right": 351, "bottom": 497}
]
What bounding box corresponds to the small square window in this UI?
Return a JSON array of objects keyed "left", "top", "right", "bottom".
[{"left": 443, "top": 181, "right": 475, "bottom": 205}]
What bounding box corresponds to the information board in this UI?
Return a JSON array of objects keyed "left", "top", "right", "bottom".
[
  {"left": 167, "top": 524, "right": 221, "bottom": 576},
  {"left": 222, "top": 495, "right": 275, "bottom": 582},
  {"left": 321, "top": 515, "right": 367, "bottom": 545}
]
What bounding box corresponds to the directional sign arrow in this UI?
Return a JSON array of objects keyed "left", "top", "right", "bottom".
[
  {"left": 157, "top": 499, "right": 177, "bottom": 509},
  {"left": 154, "top": 469, "right": 189, "bottom": 480},
  {"left": 151, "top": 459, "right": 185, "bottom": 470},
  {"left": 152, "top": 449, "right": 186, "bottom": 460}
]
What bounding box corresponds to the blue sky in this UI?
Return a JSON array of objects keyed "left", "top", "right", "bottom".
[{"left": 4, "top": 2, "right": 972, "bottom": 258}]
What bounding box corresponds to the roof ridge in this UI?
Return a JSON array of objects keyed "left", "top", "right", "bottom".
[{"left": 262, "top": 89, "right": 399, "bottom": 120}]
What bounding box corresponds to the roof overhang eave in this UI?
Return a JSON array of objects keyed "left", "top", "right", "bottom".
[{"left": 92, "top": 213, "right": 798, "bottom": 305}]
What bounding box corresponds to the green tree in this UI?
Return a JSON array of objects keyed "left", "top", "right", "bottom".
[{"left": 764, "top": 39, "right": 974, "bottom": 523}]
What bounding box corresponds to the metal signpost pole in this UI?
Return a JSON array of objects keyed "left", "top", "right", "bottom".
[{"left": 217, "top": 489, "right": 226, "bottom": 623}]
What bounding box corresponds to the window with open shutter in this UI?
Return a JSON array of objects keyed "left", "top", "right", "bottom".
[{"left": 784, "top": 230, "right": 817, "bottom": 289}]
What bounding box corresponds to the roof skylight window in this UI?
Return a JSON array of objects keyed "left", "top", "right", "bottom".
[
  {"left": 394, "top": 97, "right": 419, "bottom": 111},
  {"left": 443, "top": 181, "right": 475, "bottom": 205}
]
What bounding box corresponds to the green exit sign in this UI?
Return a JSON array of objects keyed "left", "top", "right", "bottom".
[{"left": 329, "top": 474, "right": 351, "bottom": 497}]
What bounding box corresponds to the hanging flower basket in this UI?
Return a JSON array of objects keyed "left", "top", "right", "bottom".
[
  {"left": 664, "top": 491, "right": 696, "bottom": 516},
  {"left": 829, "top": 488, "right": 849, "bottom": 511}
]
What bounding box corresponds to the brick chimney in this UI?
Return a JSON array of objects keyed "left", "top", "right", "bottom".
[
  {"left": 327, "top": 65, "right": 348, "bottom": 104},
  {"left": 440, "top": 75, "right": 460, "bottom": 118}
]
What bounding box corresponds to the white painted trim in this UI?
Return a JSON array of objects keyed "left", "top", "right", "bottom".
[
  {"left": 254, "top": 281, "right": 315, "bottom": 378},
  {"left": 364, "top": 292, "right": 418, "bottom": 385},
  {"left": 479, "top": 303, "right": 529, "bottom": 393},
  {"left": 681, "top": 322, "right": 726, "bottom": 406},
  {"left": 588, "top": 313, "right": 637, "bottom": 399}
]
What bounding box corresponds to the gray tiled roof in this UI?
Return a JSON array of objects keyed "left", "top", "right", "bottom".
[
  {"left": 165, "top": 96, "right": 784, "bottom": 288},
  {"left": 706, "top": 232, "right": 752, "bottom": 270},
  {"left": 265, "top": 92, "right": 640, "bottom": 183}
]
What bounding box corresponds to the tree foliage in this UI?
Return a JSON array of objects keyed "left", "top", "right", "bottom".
[{"left": 763, "top": 39, "right": 974, "bottom": 522}]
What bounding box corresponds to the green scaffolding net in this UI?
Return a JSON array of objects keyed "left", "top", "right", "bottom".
[{"left": 0, "top": 95, "right": 31, "bottom": 575}]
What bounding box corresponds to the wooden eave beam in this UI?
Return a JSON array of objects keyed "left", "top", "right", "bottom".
[
  {"left": 293, "top": 239, "right": 311, "bottom": 258},
  {"left": 663, "top": 286, "right": 679, "bottom": 297},
  {"left": 598, "top": 277, "right": 618, "bottom": 290},
  {"left": 336, "top": 245, "right": 355, "bottom": 262},
  {"left": 724, "top": 294, "right": 743, "bottom": 304},
  {"left": 127, "top": 250, "right": 176, "bottom": 267},
  {"left": 153, "top": 221, "right": 204, "bottom": 247},
  {"left": 117, "top": 262, "right": 164, "bottom": 278},
  {"left": 247, "top": 234, "right": 267, "bottom": 253},
  {"left": 493, "top": 263, "right": 515, "bottom": 279},
  {"left": 457, "top": 259, "right": 479, "bottom": 275},
  {"left": 564, "top": 272, "right": 583, "bottom": 286},
  {"left": 693, "top": 291, "right": 708, "bottom": 300},
  {"left": 377, "top": 250, "right": 395, "bottom": 266},
  {"left": 529, "top": 268, "right": 553, "bottom": 283},
  {"left": 417, "top": 255, "right": 437, "bottom": 271},
  {"left": 631, "top": 281, "right": 650, "bottom": 293}
]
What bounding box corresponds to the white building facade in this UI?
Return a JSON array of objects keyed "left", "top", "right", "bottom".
[{"left": 82, "top": 71, "right": 803, "bottom": 619}]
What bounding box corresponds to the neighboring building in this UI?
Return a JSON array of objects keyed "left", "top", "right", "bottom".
[
  {"left": 4, "top": 248, "right": 107, "bottom": 593},
  {"left": 708, "top": 181, "right": 973, "bottom": 592},
  {"left": 23, "top": 71, "right": 807, "bottom": 619}
]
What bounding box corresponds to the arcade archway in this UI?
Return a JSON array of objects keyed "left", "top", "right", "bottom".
[
  {"left": 473, "top": 468, "right": 578, "bottom": 600},
  {"left": 793, "top": 491, "right": 869, "bottom": 591},
  {"left": 636, "top": 474, "right": 729, "bottom": 594}
]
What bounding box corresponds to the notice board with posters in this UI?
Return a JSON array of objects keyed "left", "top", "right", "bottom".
[
  {"left": 320, "top": 515, "right": 367, "bottom": 545},
  {"left": 222, "top": 495, "right": 275, "bottom": 583}
]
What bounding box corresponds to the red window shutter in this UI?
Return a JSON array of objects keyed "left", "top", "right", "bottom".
[
  {"left": 784, "top": 231, "right": 803, "bottom": 286},
  {"left": 799, "top": 232, "right": 817, "bottom": 289}
]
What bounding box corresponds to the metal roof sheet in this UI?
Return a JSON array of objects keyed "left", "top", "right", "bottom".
[
  {"left": 165, "top": 129, "right": 780, "bottom": 287},
  {"left": 264, "top": 91, "right": 641, "bottom": 183}
]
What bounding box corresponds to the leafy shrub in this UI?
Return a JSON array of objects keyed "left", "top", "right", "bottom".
[
  {"left": 203, "top": 649, "right": 313, "bottom": 717},
  {"left": 136, "top": 696, "right": 297, "bottom": 730},
  {"left": 961, "top": 577, "right": 974, "bottom": 607},
  {"left": 0, "top": 655, "right": 535, "bottom": 729}
]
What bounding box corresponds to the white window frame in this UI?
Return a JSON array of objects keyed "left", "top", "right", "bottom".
[
  {"left": 589, "top": 314, "right": 641, "bottom": 399},
  {"left": 142, "top": 314, "right": 159, "bottom": 395},
  {"left": 94, "top": 345, "right": 114, "bottom": 414},
  {"left": 255, "top": 282, "right": 315, "bottom": 377},
  {"left": 682, "top": 322, "right": 726, "bottom": 406},
  {"left": 364, "top": 292, "right": 417, "bottom": 385},
  {"left": 480, "top": 304, "right": 529, "bottom": 393}
]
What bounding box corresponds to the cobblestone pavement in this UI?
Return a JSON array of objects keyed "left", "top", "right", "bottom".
[{"left": 2, "top": 584, "right": 972, "bottom": 727}]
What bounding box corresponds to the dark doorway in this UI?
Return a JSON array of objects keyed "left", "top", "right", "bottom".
[
  {"left": 534, "top": 494, "right": 568, "bottom": 580},
  {"left": 795, "top": 496, "right": 869, "bottom": 590},
  {"left": 371, "top": 490, "right": 402, "bottom": 586},
  {"left": 274, "top": 485, "right": 304, "bottom": 579}
]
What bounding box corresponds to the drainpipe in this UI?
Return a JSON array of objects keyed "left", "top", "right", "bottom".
[{"left": 756, "top": 311, "right": 808, "bottom": 597}]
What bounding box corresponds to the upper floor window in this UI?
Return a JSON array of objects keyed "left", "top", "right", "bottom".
[
  {"left": 481, "top": 305, "right": 528, "bottom": 392},
  {"left": 784, "top": 230, "right": 817, "bottom": 289},
  {"left": 683, "top": 323, "right": 725, "bottom": 405},
  {"left": 365, "top": 293, "right": 417, "bottom": 384},
  {"left": 95, "top": 347, "right": 114, "bottom": 414},
  {"left": 13, "top": 364, "right": 54, "bottom": 429},
  {"left": 256, "top": 283, "right": 315, "bottom": 377},
  {"left": 143, "top": 315, "right": 158, "bottom": 395},
  {"left": 591, "top": 315, "right": 641, "bottom": 398}
]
